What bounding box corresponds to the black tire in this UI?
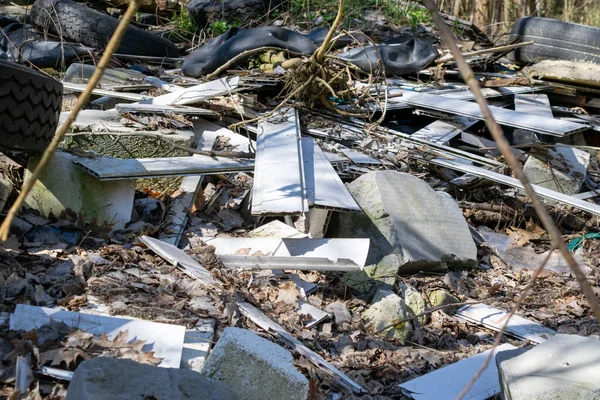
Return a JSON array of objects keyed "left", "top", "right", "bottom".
[
  {"left": 30, "top": 0, "right": 179, "bottom": 58},
  {"left": 0, "top": 60, "right": 62, "bottom": 152},
  {"left": 186, "top": 0, "right": 281, "bottom": 26},
  {"left": 508, "top": 17, "right": 600, "bottom": 65}
]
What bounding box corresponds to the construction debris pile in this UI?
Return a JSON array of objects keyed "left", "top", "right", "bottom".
[{"left": 1, "top": 1, "right": 600, "bottom": 399}]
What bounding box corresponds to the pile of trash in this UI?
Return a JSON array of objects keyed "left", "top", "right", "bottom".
[{"left": 1, "top": 0, "right": 600, "bottom": 399}]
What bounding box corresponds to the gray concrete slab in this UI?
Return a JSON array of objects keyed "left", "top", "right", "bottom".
[
  {"left": 498, "top": 334, "right": 600, "bottom": 400},
  {"left": 333, "top": 171, "right": 477, "bottom": 272},
  {"left": 66, "top": 357, "right": 239, "bottom": 400}
]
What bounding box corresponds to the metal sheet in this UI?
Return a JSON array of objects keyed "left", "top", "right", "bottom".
[
  {"left": 194, "top": 118, "right": 255, "bottom": 153},
  {"left": 74, "top": 155, "right": 254, "bottom": 180},
  {"left": 140, "top": 76, "right": 241, "bottom": 106},
  {"left": 429, "top": 158, "right": 600, "bottom": 216},
  {"left": 217, "top": 255, "right": 362, "bottom": 271},
  {"left": 386, "top": 85, "right": 548, "bottom": 110},
  {"left": 10, "top": 304, "right": 185, "bottom": 368},
  {"left": 411, "top": 117, "right": 477, "bottom": 144},
  {"left": 514, "top": 93, "right": 553, "bottom": 118},
  {"left": 456, "top": 304, "right": 556, "bottom": 344},
  {"left": 402, "top": 92, "right": 587, "bottom": 136},
  {"left": 139, "top": 236, "right": 217, "bottom": 286},
  {"left": 298, "top": 301, "right": 330, "bottom": 328},
  {"left": 399, "top": 344, "right": 516, "bottom": 400},
  {"left": 115, "top": 103, "right": 216, "bottom": 116},
  {"left": 203, "top": 237, "right": 369, "bottom": 270},
  {"left": 251, "top": 109, "right": 309, "bottom": 216},
  {"left": 302, "top": 138, "right": 361, "bottom": 211},
  {"left": 62, "top": 82, "right": 149, "bottom": 101}
]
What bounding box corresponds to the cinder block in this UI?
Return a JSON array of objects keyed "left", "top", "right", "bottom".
[
  {"left": 24, "top": 151, "right": 135, "bottom": 229},
  {"left": 202, "top": 327, "right": 309, "bottom": 400}
]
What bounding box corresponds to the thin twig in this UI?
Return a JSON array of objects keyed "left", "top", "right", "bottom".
[
  {"left": 456, "top": 249, "right": 553, "bottom": 400},
  {"left": 435, "top": 41, "right": 534, "bottom": 63},
  {"left": 0, "top": 0, "right": 141, "bottom": 241},
  {"left": 421, "top": 0, "right": 600, "bottom": 321}
]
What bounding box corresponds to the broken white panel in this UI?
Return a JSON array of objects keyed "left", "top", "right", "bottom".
[
  {"left": 140, "top": 76, "right": 241, "bottom": 106},
  {"left": 159, "top": 174, "right": 204, "bottom": 246},
  {"left": 402, "top": 91, "right": 587, "bottom": 137},
  {"left": 340, "top": 148, "right": 393, "bottom": 166},
  {"left": 115, "top": 103, "right": 216, "bottom": 116},
  {"left": 514, "top": 93, "right": 553, "bottom": 118},
  {"left": 289, "top": 274, "right": 319, "bottom": 299},
  {"left": 74, "top": 155, "right": 254, "bottom": 180},
  {"left": 455, "top": 304, "right": 556, "bottom": 344},
  {"left": 399, "top": 343, "right": 516, "bottom": 400},
  {"left": 298, "top": 301, "right": 330, "bottom": 328},
  {"left": 194, "top": 118, "right": 255, "bottom": 153},
  {"left": 249, "top": 220, "right": 308, "bottom": 238},
  {"left": 181, "top": 318, "right": 215, "bottom": 372},
  {"left": 62, "top": 82, "right": 149, "bottom": 101},
  {"left": 139, "top": 235, "right": 217, "bottom": 286},
  {"left": 217, "top": 255, "right": 362, "bottom": 271},
  {"left": 9, "top": 304, "right": 185, "bottom": 368},
  {"left": 205, "top": 237, "right": 369, "bottom": 265},
  {"left": 203, "top": 237, "right": 369, "bottom": 271},
  {"left": 251, "top": 109, "right": 309, "bottom": 216},
  {"left": 411, "top": 117, "right": 477, "bottom": 145},
  {"left": 302, "top": 138, "right": 361, "bottom": 211}
]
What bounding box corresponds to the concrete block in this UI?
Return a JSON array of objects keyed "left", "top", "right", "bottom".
[
  {"left": 362, "top": 289, "right": 412, "bottom": 340},
  {"left": 24, "top": 151, "right": 135, "bottom": 230},
  {"left": 498, "top": 334, "right": 600, "bottom": 400},
  {"left": 333, "top": 171, "right": 477, "bottom": 272},
  {"left": 66, "top": 357, "right": 239, "bottom": 400},
  {"left": 523, "top": 147, "right": 590, "bottom": 195},
  {"left": 180, "top": 318, "right": 215, "bottom": 372},
  {"left": 202, "top": 327, "right": 309, "bottom": 400}
]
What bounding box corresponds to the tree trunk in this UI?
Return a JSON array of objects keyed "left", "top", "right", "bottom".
[
  {"left": 474, "top": 0, "right": 489, "bottom": 30},
  {"left": 453, "top": 0, "right": 461, "bottom": 16}
]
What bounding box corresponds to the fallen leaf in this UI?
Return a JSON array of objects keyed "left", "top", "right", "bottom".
[
  {"left": 276, "top": 281, "right": 300, "bottom": 306},
  {"left": 39, "top": 348, "right": 90, "bottom": 369}
]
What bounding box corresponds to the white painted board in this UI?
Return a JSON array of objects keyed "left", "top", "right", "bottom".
[
  {"left": 399, "top": 343, "right": 516, "bottom": 400},
  {"left": 10, "top": 304, "right": 185, "bottom": 368}
]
